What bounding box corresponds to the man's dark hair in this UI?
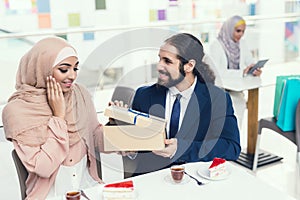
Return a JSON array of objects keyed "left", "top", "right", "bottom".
[{"left": 164, "top": 33, "right": 215, "bottom": 84}]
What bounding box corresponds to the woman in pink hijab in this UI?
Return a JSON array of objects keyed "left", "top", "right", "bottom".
[
  {"left": 209, "top": 15, "right": 262, "bottom": 130},
  {"left": 2, "top": 37, "right": 104, "bottom": 199}
]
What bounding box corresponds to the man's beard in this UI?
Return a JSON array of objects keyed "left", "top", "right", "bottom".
[{"left": 157, "top": 67, "right": 185, "bottom": 88}]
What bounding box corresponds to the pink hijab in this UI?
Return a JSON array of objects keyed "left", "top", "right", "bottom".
[
  {"left": 2, "top": 37, "right": 99, "bottom": 147},
  {"left": 217, "top": 15, "right": 246, "bottom": 69}
]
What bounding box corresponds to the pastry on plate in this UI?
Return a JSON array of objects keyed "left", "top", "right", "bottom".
[
  {"left": 208, "top": 157, "right": 227, "bottom": 179},
  {"left": 103, "top": 180, "right": 135, "bottom": 200}
]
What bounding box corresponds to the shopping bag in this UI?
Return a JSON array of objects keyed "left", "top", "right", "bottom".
[
  {"left": 273, "top": 75, "right": 300, "bottom": 118},
  {"left": 276, "top": 78, "right": 300, "bottom": 131}
]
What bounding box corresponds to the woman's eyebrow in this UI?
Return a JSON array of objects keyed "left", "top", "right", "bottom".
[
  {"left": 59, "top": 62, "right": 72, "bottom": 66},
  {"left": 58, "top": 61, "right": 79, "bottom": 66}
]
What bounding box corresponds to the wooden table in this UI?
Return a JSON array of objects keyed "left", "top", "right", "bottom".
[
  {"left": 222, "top": 76, "right": 262, "bottom": 151},
  {"left": 222, "top": 76, "right": 282, "bottom": 169}
]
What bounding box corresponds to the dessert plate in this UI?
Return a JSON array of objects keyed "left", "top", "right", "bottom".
[
  {"left": 102, "top": 189, "right": 138, "bottom": 200},
  {"left": 197, "top": 162, "right": 231, "bottom": 181},
  {"left": 164, "top": 174, "right": 190, "bottom": 185}
]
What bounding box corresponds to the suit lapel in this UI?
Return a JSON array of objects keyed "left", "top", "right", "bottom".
[
  {"left": 149, "top": 85, "right": 167, "bottom": 119},
  {"left": 177, "top": 81, "right": 209, "bottom": 139}
]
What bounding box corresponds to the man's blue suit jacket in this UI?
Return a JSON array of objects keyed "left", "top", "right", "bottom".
[{"left": 125, "top": 80, "right": 241, "bottom": 175}]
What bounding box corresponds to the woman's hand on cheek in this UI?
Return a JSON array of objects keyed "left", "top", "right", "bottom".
[{"left": 47, "top": 76, "right": 66, "bottom": 119}]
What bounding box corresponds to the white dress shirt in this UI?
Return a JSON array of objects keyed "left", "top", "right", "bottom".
[
  {"left": 127, "top": 77, "right": 197, "bottom": 160},
  {"left": 46, "top": 155, "right": 98, "bottom": 198},
  {"left": 165, "top": 76, "right": 197, "bottom": 138}
]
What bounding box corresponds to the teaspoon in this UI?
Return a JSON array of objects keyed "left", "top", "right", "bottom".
[{"left": 184, "top": 171, "right": 204, "bottom": 185}]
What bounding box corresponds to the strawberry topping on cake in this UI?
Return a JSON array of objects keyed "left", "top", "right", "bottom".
[
  {"left": 103, "top": 180, "right": 135, "bottom": 200},
  {"left": 104, "top": 180, "right": 134, "bottom": 189},
  {"left": 208, "top": 158, "right": 227, "bottom": 179},
  {"left": 209, "top": 157, "right": 226, "bottom": 169}
]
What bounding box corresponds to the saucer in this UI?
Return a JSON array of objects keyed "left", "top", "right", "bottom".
[
  {"left": 102, "top": 189, "right": 138, "bottom": 200},
  {"left": 164, "top": 174, "right": 190, "bottom": 185}
]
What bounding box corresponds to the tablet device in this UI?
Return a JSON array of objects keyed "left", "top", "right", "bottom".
[{"left": 247, "top": 59, "right": 269, "bottom": 74}]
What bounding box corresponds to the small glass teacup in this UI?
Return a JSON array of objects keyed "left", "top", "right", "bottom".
[
  {"left": 170, "top": 165, "right": 185, "bottom": 183},
  {"left": 65, "top": 190, "right": 81, "bottom": 200}
]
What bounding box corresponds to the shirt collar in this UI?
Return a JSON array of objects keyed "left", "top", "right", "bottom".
[{"left": 169, "top": 76, "right": 197, "bottom": 99}]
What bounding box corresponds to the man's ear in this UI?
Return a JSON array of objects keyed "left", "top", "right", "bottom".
[{"left": 184, "top": 59, "right": 196, "bottom": 72}]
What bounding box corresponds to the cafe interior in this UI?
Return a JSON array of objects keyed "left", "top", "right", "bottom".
[{"left": 0, "top": 0, "right": 300, "bottom": 199}]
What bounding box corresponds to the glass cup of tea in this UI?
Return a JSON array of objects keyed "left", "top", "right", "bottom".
[
  {"left": 170, "top": 165, "right": 185, "bottom": 183},
  {"left": 65, "top": 190, "right": 81, "bottom": 200}
]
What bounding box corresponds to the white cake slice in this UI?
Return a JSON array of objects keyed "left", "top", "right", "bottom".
[
  {"left": 208, "top": 157, "right": 227, "bottom": 179},
  {"left": 103, "top": 180, "right": 135, "bottom": 200}
]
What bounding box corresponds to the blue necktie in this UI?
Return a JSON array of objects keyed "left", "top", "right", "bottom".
[{"left": 169, "top": 94, "right": 181, "bottom": 138}]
